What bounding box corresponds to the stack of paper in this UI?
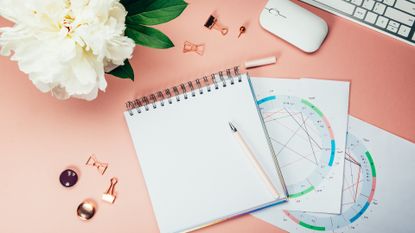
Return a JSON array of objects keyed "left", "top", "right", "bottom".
[
  {"left": 252, "top": 78, "right": 350, "bottom": 214},
  {"left": 250, "top": 77, "right": 415, "bottom": 233}
]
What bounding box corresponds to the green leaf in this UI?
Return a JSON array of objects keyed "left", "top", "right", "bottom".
[
  {"left": 120, "top": 0, "right": 137, "bottom": 7},
  {"left": 125, "top": 23, "right": 174, "bottom": 49},
  {"left": 126, "top": 0, "right": 188, "bottom": 26},
  {"left": 108, "top": 60, "right": 134, "bottom": 81},
  {"left": 123, "top": 0, "right": 186, "bottom": 17}
]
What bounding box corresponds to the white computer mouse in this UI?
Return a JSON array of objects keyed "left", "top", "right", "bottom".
[{"left": 260, "top": 0, "right": 328, "bottom": 53}]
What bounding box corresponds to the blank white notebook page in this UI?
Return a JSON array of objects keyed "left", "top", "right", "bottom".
[{"left": 124, "top": 74, "right": 285, "bottom": 233}]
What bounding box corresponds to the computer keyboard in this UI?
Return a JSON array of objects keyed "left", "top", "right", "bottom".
[{"left": 300, "top": 0, "right": 415, "bottom": 46}]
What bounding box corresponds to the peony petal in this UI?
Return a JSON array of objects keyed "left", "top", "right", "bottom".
[
  {"left": 51, "top": 85, "right": 70, "bottom": 100},
  {"left": 105, "top": 35, "right": 134, "bottom": 65},
  {"left": 73, "top": 86, "right": 99, "bottom": 101}
]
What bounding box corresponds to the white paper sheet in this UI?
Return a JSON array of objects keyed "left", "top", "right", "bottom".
[
  {"left": 253, "top": 116, "right": 415, "bottom": 233},
  {"left": 251, "top": 78, "right": 350, "bottom": 214}
]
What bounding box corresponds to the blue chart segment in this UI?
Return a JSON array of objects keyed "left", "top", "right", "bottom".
[
  {"left": 283, "top": 134, "right": 377, "bottom": 231},
  {"left": 257, "top": 95, "right": 336, "bottom": 198}
]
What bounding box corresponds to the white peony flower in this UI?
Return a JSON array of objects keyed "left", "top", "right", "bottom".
[{"left": 0, "top": 0, "right": 135, "bottom": 100}]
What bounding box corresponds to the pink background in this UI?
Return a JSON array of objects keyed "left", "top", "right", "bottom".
[{"left": 0, "top": 0, "right": 414, "bottom": 233}]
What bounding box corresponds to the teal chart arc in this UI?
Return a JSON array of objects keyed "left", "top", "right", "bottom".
[{"left": 257, "top": 95, "right": 336, "bottom": 198}]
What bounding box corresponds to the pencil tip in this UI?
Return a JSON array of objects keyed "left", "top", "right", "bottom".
[{"left": 229, "top": 122, "right": 237, "bottom": 132}]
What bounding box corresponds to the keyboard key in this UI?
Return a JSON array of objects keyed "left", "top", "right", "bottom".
[
  {"left": 376, "top": 15, "right": 389, "bottom": 27},
  {"left": 387, "top": 20, "right": 399, "bottom": 32},
  {"left": 373, "top": 2, "right": 387, "bottom": 14},
  {"left": 352, "top": 0, "right": 363, "bottom": 5},
  {"left": 412, "top": 33, "right": 415, "bottom": 41},
  {"left": 395, "top": 0, "right": 415, "bottom": 15},
  {"left": 398, "top": 24, "right": 411, "bottom": 37},
  {"left": 314, "top": 0, "right": 356, "bottom": 15},
  {"left": 387, "top": 25, "right": 399, "bottom": 32},
  {"left": 363, "top": 0, "right": 376, "bottom": 9},
  {"left": 384, "top": 7, "right": 415, "bottom": 26},
  {"left": 354, "top": 7, "right": 367, "bottom": 19},
  {"left": 384, "top": 0, "right": 396, "bottom": 6},
  {"left": 389, "top": 20, "right": 400, "bottom": 27},
  {"left": 365, "top": 11, "right": 378, "bottom": 23}
]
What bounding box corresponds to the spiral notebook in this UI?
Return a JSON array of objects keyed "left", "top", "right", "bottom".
[{"left": 124, "top": 67, "right": 287, "bottom": 233}]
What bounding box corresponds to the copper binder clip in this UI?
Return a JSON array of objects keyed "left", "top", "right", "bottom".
[
  {"left": 102, "top": 177, "right": 118, "bottom": 204},
  {"left": 183, "top": 41, "right": 205, "bottom": 55},
  {"left": 204, "top": 15, "right": 228, "bottom": 35},
  {"left": 86, "top": 155, "right": 108, "bottom": 175}
]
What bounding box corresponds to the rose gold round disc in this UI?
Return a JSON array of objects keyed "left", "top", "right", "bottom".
[{"left": 77, "top": 200, "right": 96, "bottom": 221}]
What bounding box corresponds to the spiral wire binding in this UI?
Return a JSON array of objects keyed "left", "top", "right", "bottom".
[{"left": 126, "top": 66, "right": 243, "bottom": 116}]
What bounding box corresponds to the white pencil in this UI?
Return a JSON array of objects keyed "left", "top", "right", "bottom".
[{"left": 229, "top": 122, "right": 279, "bottom": 198}]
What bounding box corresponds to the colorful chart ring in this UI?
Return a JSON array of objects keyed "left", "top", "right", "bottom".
[
  {"left": 283, "top": 134, "right": 377, "bottom": 231},
  {"left": 257, "top": 95, "right": 336, "bottom": 198}
]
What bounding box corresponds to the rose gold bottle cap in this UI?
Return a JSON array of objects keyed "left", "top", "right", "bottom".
[{"left": 77, "top": 199, "right": 96, "bottom": 221}]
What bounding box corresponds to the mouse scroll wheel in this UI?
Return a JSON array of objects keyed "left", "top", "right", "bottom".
[
  {"left": 268, "top": 8, "right": 279, "bottom": 15},
  {"left": 266, "top": 8, "right": 286, "bottom": 18}
]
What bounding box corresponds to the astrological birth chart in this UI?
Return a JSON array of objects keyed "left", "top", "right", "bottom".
[
  {"left": 251, "top": 78, "right": 350, "bottom": 213},
  {"left": 282, "top": 133, "right": 377, "bottom": 232},
  {"left": 258, "top": 95, "right": 336, "bottom": 199},
  {"left": 255, "top": 116, "right": 415, "bottom": 233}
]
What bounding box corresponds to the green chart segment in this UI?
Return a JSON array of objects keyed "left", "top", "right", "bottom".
[
  {"left": 257, "top": 95, "right": 336, "bottom": 199},
  {"left": 288, "top": 185, "right": 315, "bottom": 198}
]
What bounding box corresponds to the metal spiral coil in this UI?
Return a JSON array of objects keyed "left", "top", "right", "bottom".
[{"left": 126, "top": 66, "right": 243, "bottom": 116}]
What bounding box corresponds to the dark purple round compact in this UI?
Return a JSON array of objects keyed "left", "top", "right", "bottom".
[{"left": 59, "top": 169, "right": 78, "bottom": 187}]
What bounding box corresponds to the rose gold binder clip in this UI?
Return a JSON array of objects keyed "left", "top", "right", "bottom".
[
  {"left": 204, "top": 14, "right": 228, "bottom": 35},
  {"left": 86, "top": 155, "right": 108, "bottom": 175},
  {"left": 102, "top": 177, "right": 118, "bottom": 204},
  {"left": 183, "top": 41, "right": 205, "bottom": 55}
]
